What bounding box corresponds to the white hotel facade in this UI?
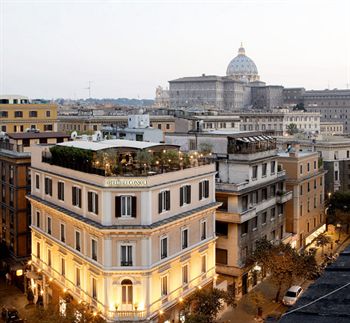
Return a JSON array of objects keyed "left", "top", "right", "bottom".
[{"left": 28, "top": 140, "right": 219, "bottom": 322}]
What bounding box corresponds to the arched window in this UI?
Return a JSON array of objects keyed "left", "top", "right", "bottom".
[{"left": 121, "top": 279, "right": 133, "bottom": 305}]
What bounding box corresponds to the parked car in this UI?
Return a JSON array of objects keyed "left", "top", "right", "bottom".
[
  {"left": 282, "top": 285, "right": 303, "bottom": 306},
  {"left": 1, "top": 306, "right": 24, "bottom": 323}
]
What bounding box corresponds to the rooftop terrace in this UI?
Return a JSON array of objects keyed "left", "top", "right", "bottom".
[{"left": 42, "top": 139, "right": 212, "bottom": 177}]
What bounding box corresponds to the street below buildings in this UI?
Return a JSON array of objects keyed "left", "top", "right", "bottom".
[{"left": 218, "top": 230, "right": 350, "bottom": 323}]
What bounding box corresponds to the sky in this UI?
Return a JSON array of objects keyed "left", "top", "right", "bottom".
[{"left": 0, "top": 0, "right": 349, "bottom": 99}]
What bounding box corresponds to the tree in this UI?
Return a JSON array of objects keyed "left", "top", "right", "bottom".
[
  {"left": 136, "top": 150, "right": 152, "bottom": 173},
  {"left": 183, "top": 288, "right": 235, "bottom": 323},
  {"left": 251, "top": 239, "right": 318, "bottom": 302},
  {"left": 199, "top": 142, "right": 213, "bottom": 155},
  {"left": 315, "top": 233, "right": 332, "bottom": 255},
  {"left": 293, "top": 103, "right": 305, "bottom": 111},
  {"left": 327, "top": 192, "right": 350, "bottom": 234},
  {"left": 286, "top": 123, "right": 299, "bottom": 135}
]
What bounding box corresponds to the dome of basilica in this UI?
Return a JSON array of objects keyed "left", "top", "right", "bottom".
[{"left": 226, "top": 44, "right": 260, "bottom": 82}]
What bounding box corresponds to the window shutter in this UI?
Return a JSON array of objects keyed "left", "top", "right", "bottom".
[
  {"left": 88, "top": 192, "right": 92, "bottom": 212},
  {"left": 115, "top": 196, "right": 121, "bottom": 217},
  {"left": 131, "top": 196, "right": 137, "bottom": 218},
  {"left": 158, "top": 193, "right": 162, "bottom": 213},
  {"left": 78, "top": 189, "right": 82, "bottom": 207},
  {"left": 166, "top": 191, "right": 170, "bottom": 210},
  {"left": 199, "top": 182, "right": 203, "bottom": 200},
  {"left": 95, "top": 193, "right": 99, "bottom": 214},
  {"left": 205, "top": 180, "right": 209, "bottom": 198},
  {"left": 72, "top": 187, "right": 76, "bottom": 205},
  {"left": 180, "top": 187, "right": 184, "bottom": 206},
  {"left": 187, "top": 185, "right": 191, "bottom": 204}
]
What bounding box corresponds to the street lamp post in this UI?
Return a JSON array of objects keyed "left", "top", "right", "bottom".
[{"left": 336, "top": 223, "right": 342, "bottom": 242}]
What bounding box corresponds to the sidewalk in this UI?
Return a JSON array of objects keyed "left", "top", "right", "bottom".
[
  {"left": 0, "top": 276, "right": 36, "bottom": 321},
  {"left": 218, "top": 231, "right": 350, "bottom": 323}
]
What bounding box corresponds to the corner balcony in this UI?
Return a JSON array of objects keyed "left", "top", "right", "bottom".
[
  {"left": 276, "top": 191, "right": 293, "bottom": 204},
  {"left": 216, "top": 207, "right": 256, "bottom": 224}
]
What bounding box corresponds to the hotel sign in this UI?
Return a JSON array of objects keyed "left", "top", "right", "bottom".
[{"left": 105, "top": 178, "right": 148, "bottom": 187}]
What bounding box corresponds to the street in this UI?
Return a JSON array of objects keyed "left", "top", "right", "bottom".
[{"left": 217, "top": 230, "right": 350, "bottom": 323}]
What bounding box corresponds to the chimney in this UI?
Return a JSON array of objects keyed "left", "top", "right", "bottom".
[{"left": 289, "top": 143, "right": 300, "bottom": 157}]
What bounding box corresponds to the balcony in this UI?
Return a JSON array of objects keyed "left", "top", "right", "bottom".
[
  {"left": 277, "top": 170, "right": 286, "bottom": 177},
  {"left": 107, "top": 310, "right": 147, "bottom": 321},
  {"left": 216, "top": 181, "right": 250, "bottom": 193},
  {"left": 216, "top": 207, "right": 256, "bottom": 224},
  {"left": 276, "top": 191, "right": 293, "bottom": 204}
]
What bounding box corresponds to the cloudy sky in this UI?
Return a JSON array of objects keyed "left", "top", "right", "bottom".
[{"left": 0, "top": 0, "right": 349, "bottom": 99}]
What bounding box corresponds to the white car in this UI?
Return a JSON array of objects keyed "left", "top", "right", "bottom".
[{"left": 282, "top": 285, "right": 303, "bottom": 306}]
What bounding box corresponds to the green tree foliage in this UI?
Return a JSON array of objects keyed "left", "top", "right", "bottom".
[
  {"left": 286, "top": 123, "right": 299, "bottom": 135},
  {"left": 315, "top": 233, "right": 332, "bottom": 255},
  {"left": 183, "top": 288, "right": 235, "bottom": 323},
  {"left": 199, "top": 142, "right": 213, "bottom": 155},
  {"left": 251, "top": 239, "right": 318, "bottom": 302},
  {"left": 328, "top": 191, "right": 350, "bottom": 233},
  {"left": 292, "top": 103, "right": 305, "bottom": 111}
]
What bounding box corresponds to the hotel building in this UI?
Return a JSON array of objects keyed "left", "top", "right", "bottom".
[{"left": 28, "top": 140, "right": 218, "bottom": 322}]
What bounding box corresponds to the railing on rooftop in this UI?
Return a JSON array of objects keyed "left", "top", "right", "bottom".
[{"left": 0, "top": 141, "right": 24, "bottom": 153}]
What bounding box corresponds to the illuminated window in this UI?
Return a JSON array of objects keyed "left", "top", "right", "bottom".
[
  {"left": 161, "top": 275, "right": 168, "bottom": 296},
  {"left": 121, "top": 279, "right": 133, "bottom": 304},
  {"left": 182, "top": 264, "right": 189, "bottom": 285},
  {"left": 201, "top": 254, "right": 207, "bottom": 273}
]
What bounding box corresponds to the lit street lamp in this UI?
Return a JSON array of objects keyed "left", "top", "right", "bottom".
[{"left": 336, "top": 223, "right": 342, "bottom": 242}]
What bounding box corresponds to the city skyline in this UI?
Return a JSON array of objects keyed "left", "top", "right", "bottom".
[{"left": 1, "top": 0, "right": 350, "bottom": 99}]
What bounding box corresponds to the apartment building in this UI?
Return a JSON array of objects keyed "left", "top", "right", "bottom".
[
  {"left": 58, "top": 114, "right": 175, "bottom": 134},
  {"left": 27, "top": 140, "right": 218, "bottom": 322},
  {"left": 277, "top": 136, "right": 350, "bottom": 194},
  {"left": 278, "top": 149, "right": 326, "bottom": 249},
  {"left": 0, "top": 95, "right": 58, "bottom": 133},
  {"left": 165, "top": 131, "right": 292, "bottom": 298},
  {"left": 0, "top": 141, "right": 31, "bottom": 262},
  {"left": 0, "top": 133, "right": 69, "bottom": 263},
  {"left": 320, "top": 122, "right": 343, "bottom": 136},
  {"left": 239, "top": 110, "right": 321, "bottom": 136}
]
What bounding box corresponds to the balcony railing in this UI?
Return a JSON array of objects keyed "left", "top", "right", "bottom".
[
  {"left": 0, "top": 141, "right": 24, "bottom": 153},
  {"left": 276, "top": 191, "right": 293, "bottom": 204},
  {"left": 120, "top": 261, "right": 133, "bottom": 267},
  {"left": 107, "top": 310, "right": 147, "bottom": 321}
]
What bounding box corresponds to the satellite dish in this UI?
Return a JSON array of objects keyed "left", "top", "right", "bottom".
[{"left": 71, "top": 131, "right": 78, "bottom": 140}]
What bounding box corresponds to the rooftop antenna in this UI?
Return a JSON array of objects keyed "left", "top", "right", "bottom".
[{"left": 85, "top": 81, "right": 92, "bottom": 98}]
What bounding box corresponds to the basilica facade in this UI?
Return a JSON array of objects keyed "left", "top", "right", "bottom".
[{"left": 168, "top": 44, "right": 267, "bottom": 111}]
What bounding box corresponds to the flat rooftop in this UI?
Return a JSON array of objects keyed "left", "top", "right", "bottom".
[
  {"left": 8, "top": 132, "right": 69, "bottom": 140},
  {"left": 58, "top": 139, "right": 177, "bottom": 151},
  {"left": 277, "top": 150, "right": 316, "bottom": 158}
]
